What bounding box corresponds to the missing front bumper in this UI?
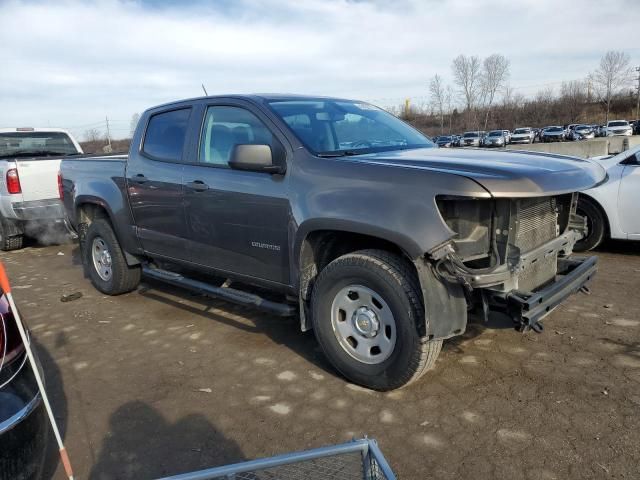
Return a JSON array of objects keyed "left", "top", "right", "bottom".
[{"left": 505, "top": 256, "right": 597, "bottom": 331}]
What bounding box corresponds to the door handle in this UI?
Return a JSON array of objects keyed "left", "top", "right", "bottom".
[
  {"left": 186, "top": 180, "right": 209, "bottom": 192},
  {"left": 131, "top": 174, "right": 148, "bottom": 184}
]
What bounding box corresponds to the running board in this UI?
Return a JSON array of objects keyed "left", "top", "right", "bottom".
[{"left": 142, "top": 266, "right": 296, "bottom": 317}]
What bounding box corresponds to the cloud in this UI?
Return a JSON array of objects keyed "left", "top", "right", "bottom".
[{"left": 0, "top": 0, "right": 638, "bottom": 138}]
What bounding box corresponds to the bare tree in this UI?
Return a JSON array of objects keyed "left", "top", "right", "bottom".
[
  {"left": 559, "top": 80, "right": 587, "bottom": 123},
  {"left": 591, "top": 50, "right": 632, "bottom": 123},
  {"left": 531, "top": 87, "right": 555, "bottom": 127},
  {"left": 129, "top": 113, "right": 141, "bottom": 137},
  {"left": 452, "top": 54, "right": 482, "bottom": 126},
  {"left": 429, "top": 74, "right": 447, "bottom": 134},
  {"left": 445, "top": 85, "right": 454, "bottom": 134},
  {"left": 84, "top": 128, "right": 102, "bottom": 142},
  {"left": 501, "top": 86, "right": 526, "bottom": 128},
  {"left": 501, "top": 85, "right": 514, "bottom": 107},
  {"left": 480, "top": 54, "right": 510, "bottom": 130}
]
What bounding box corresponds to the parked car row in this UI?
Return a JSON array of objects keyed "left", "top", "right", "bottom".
[
  {"left": 433, "top": 118, "right": 638, "bottom": 149},
  {"left": 562, "top": 121, "right": 634, "bottom": 140},
  {"left": 433, "top": 127, "right": 539, "bottom": 148}
]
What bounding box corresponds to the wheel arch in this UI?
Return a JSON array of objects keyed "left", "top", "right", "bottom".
[
  {"left": 296, "top": 228, "right": 417, "bottom": 332},
  {"left": 577, "top": 193, "right": 611, "bottom": 238},
  {"left": 75, "top": 199, "right": 141, "bottom": 266}
]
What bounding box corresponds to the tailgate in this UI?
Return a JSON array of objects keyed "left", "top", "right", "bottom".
[{"left": 16, "top": 158, "right": 62, "bottom": 202}]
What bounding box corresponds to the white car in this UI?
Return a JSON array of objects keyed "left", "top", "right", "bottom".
[
  {"left": 575, "top": 145, "right": 640, "bottom": 251},
  {"left": 461, "top": 131, "right": 483, "bottom": 147},
  {"left": 0, "top": 127, "right": 83, "bottom": 250},
  {"left": 510, "top": 127, "right": 534, "bottom": 144},
  {"left": 571, "top": 125, "right": 596, "bottom": 140},
  {"left": 605, "top": 120, "right": 633, "bottom": 137}
]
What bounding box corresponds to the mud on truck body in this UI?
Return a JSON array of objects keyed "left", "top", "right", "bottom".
[{"left": 60, "top": 95, "right": 606, "bottom": 390}]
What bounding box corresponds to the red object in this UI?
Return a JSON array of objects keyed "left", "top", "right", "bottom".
[
  {"left": 58, "top": 171, "right": 64, "bottom": 200},
  {"left": 0, "top": 262, "right": 11, "bottom": 294},
  {"left": 0, "top": 261, "right": 19, "bottom": 362},
  {"left": 6, "top": 168, "right": 21, "bottom": 194}
]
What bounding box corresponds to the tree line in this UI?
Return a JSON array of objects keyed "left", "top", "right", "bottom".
[{"left": 404, "top": 50, "right": 637, "bottom": 137}]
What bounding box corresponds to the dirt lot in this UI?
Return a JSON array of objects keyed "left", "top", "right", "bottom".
[{"left": 3, "top": 239, "right": 639, "bottom": 479}]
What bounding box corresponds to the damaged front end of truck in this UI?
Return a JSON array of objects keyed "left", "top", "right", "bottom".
[{"left": 421, "top": 192, "right": 597, "bottom": 335}]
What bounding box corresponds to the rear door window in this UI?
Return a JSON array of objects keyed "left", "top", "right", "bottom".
[{"left": 143, "top": 108, "right": 191, "bottom": 162}]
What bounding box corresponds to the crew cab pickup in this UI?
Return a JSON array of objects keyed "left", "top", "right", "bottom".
[
  {"left": 0, "top": 128, "right": 83, "bottom": 250},
  {"left": 60, "top": 95, "right": 605, "bottom": 390}
]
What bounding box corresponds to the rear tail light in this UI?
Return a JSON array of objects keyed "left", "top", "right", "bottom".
[
  {"left": 58, "top": 171, "right": 64, "bottom": 200},
  {"left": 6, "top": 169, "right": 21, "bottom": 194},
  {"left": 0, "top": 295, "right": 24, "bottom": 367}
]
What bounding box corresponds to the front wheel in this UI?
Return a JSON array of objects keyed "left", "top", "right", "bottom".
[
  {"left": 83, "top": 219, "right": 141, "bottom": 295},
  {"left": 311, "top": 249, "right": 442, "bottom": 391},
  {"left": 574, "top": 199, "right": 606, "bottom": 251}
]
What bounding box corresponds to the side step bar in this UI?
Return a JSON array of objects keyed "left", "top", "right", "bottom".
[{"left": 142, "top": 266, "right": 296, "bottom": 317}]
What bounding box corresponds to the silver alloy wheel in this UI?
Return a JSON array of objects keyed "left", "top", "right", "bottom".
[
  {"left": 330, "top": 285, "right": 396, "bottom": 364},
  {"left": 91, "top": 236, "right": 113, "bottom": 282}
]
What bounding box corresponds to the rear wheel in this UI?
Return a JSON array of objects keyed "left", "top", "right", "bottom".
[
  {"left": 84, "top": 219, "right": 141, "bottom": 294},
  {"left": 0, "top": 217, "right": 24, "bottom": 251},
  {"left": 575, "top": 198, "right": 606, "bottom": 251},
  {"left": 311, "top": 249, "right": 442, "bottom": 391}
]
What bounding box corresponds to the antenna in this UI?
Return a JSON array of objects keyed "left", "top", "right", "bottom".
[{"left": 202, "top": 84, "right": 209, "bottom": 96}]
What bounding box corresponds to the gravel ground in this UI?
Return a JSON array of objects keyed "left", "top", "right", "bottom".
[{"left": 2, "top": 239, "right": 639, "bottom": 479}]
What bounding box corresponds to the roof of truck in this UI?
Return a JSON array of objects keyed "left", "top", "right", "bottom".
[{"left": 147, "top": 93, "right": 361, "bottom": 111}]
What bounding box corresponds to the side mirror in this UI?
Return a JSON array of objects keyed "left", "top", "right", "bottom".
[{"left": 229, "top": 144, "right": 285, "bottom": 174}]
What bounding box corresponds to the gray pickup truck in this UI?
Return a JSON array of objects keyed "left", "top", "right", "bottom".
[{"left": 61, "top": 94, "right": 605, "bottom": 390}]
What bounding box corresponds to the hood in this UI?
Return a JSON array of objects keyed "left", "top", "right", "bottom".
[{"left": 346, "top": 147, "right": 607, "bottom": 197}]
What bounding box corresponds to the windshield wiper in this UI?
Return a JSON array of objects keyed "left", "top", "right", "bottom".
[
  {"left": 0, "top": 150, "right": 71, "bottom": 159},
  {"left": 316, "top": 150, "right": 366, "bottom": 158}
]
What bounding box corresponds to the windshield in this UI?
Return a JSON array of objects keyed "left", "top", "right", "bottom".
[
  {"left": 268, "top": 100, "right": 433, "bottom": 155},
  {"left": 547, "top": 127, "right": 563, "bottom": 132},
  {"left": 576, "top": 125, "right": 591, "bottom": 130},
  {"left": 438, "top": 136, "right": 452, "bottom": 141},
  {"left": 0, "top": 131, "right": 79, "bottom": 158},
  {"left": 608, "top": 121, "right": 628, "bottom": 127},
  {"left": 513, "top": 128, "right": 530, "bottom": 134},
  {"left": 488, "top": 131, "right": 503, "bottom": 136},
  {"left": 463, "top": 132, "right": 479, "bottom": 138}
]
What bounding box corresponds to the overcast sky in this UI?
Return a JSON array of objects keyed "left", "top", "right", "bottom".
[{"left": 1, "top": 0, "right": 638, "bottom": 139}]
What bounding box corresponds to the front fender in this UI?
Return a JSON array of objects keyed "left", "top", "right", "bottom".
[{"left": 290, "top": 153, "right": 490, "bottom": 264}]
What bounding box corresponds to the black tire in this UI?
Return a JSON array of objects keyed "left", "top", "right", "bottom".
[
  {"left": 83, "top": 219, "right": 141, "bottom": 295},
  {"left": 575, "top": 198, "right": 606, "bottom": 251},
  {"left": 311, "top": 249, "right": 442, "bottom": 391},
  {"left": 0, "top": 218, "right": 23, "bottom": 251}
]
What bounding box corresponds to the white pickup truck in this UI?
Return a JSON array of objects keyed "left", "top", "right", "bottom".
[{"left": 0, "top": 128, "right": 83, "bottom": 250}]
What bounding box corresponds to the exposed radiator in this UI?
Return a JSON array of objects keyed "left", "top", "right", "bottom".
[{"left": 514, "top": 197, "right": 559, "bottom": 292}]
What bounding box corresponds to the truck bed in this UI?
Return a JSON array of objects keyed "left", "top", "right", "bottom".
[{"left": 60, "top": 154, "right": 130, "bottom": 230}]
